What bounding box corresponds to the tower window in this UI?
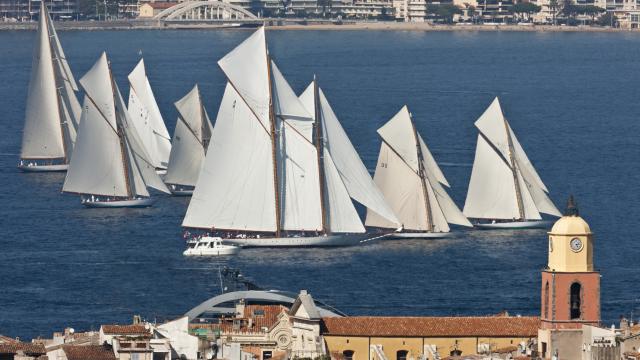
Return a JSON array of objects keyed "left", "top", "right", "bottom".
[
  {"left": 570, "top": 282, "right": 582, "bottom": 319},
  {"left": 343, "top": 350, "right": 354, "bottom": 360},
  {"left": 544, "top": 281, "right": 550, "bottom": 319},
  {"left": 397, "top": 350, "right": 408, "bottom": 360}
]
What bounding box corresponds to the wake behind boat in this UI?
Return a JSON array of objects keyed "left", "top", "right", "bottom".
[
  {"left": 19, "top": 3, "right": 81, "bottom": 172},
  {"left": 181, "top": 27, "right": 400, "bottom": 248},
  {"left": 62, "top": 52, "right": 171, "bottom": 208},
  {"left": 463, "top": 97, "right": 561, "bottom": 229},
  {"left": 365, "top": 106, "right": 472, "bottom": 239}
]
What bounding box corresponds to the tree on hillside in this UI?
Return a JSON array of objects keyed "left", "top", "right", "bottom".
[
  {"left": 427, "top": 3, "right": 463, "bottom": 23},
  {"left": 549, "top": 0, "right": 559, "bottom": 24}
]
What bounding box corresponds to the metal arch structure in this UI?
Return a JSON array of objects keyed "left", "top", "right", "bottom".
[
  {"left": 185, "top": 290, "right": 344, "bottom": 320},
  {"left": 154, "top": 1, "right": 258, "bottom": 21}
]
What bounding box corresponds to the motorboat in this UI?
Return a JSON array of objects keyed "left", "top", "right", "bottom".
[{"left": 183, "top": 237, "right": 241, "bottom": 256}]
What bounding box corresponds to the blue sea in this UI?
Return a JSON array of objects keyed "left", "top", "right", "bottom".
[{"left": 1, "top": 29, "right": 639, "bottom": 340}]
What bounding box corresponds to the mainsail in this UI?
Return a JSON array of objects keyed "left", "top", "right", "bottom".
[
  {"left": 63, "top": 52, "right": 170, "bottom": 198},
  {"left": 164, "top": 85, "right": 213, "bottom": 188},
  {"left": 21, "top": 2, "right": 81, "bottom": 162},
  {"left": 463, "top": 97, "right": 561, "bottom": 220},
  {"left": 127, "top": 59, "right": 172, "bottom": 170},
  {"left": 183, "top": 27, "right": 399, "bottom": 235},
  {"left": 365, "top": 106, "right": 471, "bottom": 232}
]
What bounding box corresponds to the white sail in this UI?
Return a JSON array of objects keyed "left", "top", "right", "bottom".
[
  {"left": 183, "top": 83, "right": 277, "bottom": 231},
  {"left": 217, "top": 27, "right": 270, "bottom": 129},
  {"left": 323, "top": 150, "right": 365, "bottom": 233},
  {"left": 316, "top": 87, "right": 400, "bottom": 227},
  {"left": 465, "top": 97, "right": 559, "bottom": 220},
  {"left": 365, "top": 142, "right": 429, "bottom": 230},
  {"left": 464, "top": 135, "right": 520, "bottom": 220},
  {"left": 21, "top": 6, "right": 65, "bottom": 160},
  {"left": 366, "top": 106, "right": 469, "bottom": 231},
  {"left": 271, "top": 61, "right": 322, "bottom": 231},
  {"left": 165, "top": 85, "right": 212, "bottom": 187},
  {"left": 63, "top": 94, "right": 129, "bottom": 197},
  {"left": 127, "top": 59, "right": 172, "bottom": 169},
  {"left": 114, "top": 81, "right": 170, "bottom": 195},
  {"left": 64, "top": 52, "right": 168, "bottom": 198}
]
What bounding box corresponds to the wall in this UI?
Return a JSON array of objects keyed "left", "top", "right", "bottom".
[{"left": 324, "top": 336, "right": 536, "bottom": 360}]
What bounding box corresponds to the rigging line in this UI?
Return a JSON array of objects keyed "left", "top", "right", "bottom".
[
  {"left": 225, "top": 80, "right": 271, "bottom": 136},
  {"left": 278, "top": 115, "right": 314, "bottom": 146},
  {"left": 83, "top": 92, "right": 120, "bottom": 137},
  {"left": 176, "top": 113, "right": 205, "bottom": 147}
]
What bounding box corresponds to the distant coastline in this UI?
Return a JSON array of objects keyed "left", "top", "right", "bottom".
[{"left": 1, "top": 20, "right": 638, "bottom": 32}]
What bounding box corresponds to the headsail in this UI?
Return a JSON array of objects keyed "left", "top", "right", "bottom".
[
  {"left": 164, "top": 85, "right": 213, "bottom": 187},
  {"left": 463, "top": 97, "right": 560, "bottom": 220},
  {"left": 127, "top": 59, "right": 172, "bottom": 169},
  {"left": 365, "top": 106, "right": 470, "bottom": 231}
]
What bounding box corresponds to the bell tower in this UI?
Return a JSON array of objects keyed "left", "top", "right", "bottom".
[{"left": 540, "top": 196, "right": 600, "bottom": 330}]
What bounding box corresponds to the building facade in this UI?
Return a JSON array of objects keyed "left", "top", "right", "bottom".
[{"left": 0, "top": 0, "right": 78, "bottom": 21}]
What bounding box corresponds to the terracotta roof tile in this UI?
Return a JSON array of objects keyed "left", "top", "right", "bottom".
[
  {"left": 189, "top": 305, "right": 288, "bottom": 335},
  {"left": 101, "top": 325, "right": 149, "bottom": 335},
  {"left": 0, "top": 335, "right": 17, "bottom": 344},
  {"left": 321, "top": 316, "right": 540, "bottom": 337},
  {"left": 63, "top": 345, "right": 116, "bottom": 360},
  {"left": 0, "top": 342, "right": 46, "bottom": 355}
]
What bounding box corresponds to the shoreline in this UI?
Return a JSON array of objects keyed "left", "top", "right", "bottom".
[{"left": 0, "top": 20, "right": 639, "bottom": 32}]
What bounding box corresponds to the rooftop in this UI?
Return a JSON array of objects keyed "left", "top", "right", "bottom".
[
  {"left": 63, "top": 345, "right": 116, "bottom": 360},
  {"left": 101, "top": 324, "right": 149, "bottom": 335},
  {"left": 0, "top": 342, "right": 46, "bottom": 355},
  {"left": 321, "top": 316, "right": 540, "bottom": 337},
  {"left": 143, "top": 2, "right": 178, "bottom": 9}
]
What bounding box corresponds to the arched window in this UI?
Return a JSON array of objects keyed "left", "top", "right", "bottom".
[
  {"left": 343, "top": 350, "right": 354, "bottom": 360},
  {"left": 570, "top": 282, "right": 581, "bottom": 319},
  {"left": 397, "top": 350, "right": 408, "bottom": 360},
  {"left": 544, "top": 281, "right": 550, "bottom": 319}
]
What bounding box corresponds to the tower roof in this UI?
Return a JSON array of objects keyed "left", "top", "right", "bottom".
[{"left": 550, "top": 195, "right": 591, "bottom": 235}]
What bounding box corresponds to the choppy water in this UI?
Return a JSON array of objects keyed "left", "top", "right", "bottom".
[{"left": 1, "top": 29, "right": 639, "bottom": 340}]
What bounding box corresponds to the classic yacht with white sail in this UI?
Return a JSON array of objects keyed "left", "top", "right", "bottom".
[
  {"left": 365, "top": 106, "right": 472, "bottom": 238},
  {"left": 19, "top": 3, "right": 81, "bottom": 172},
  {"left": 62, "top": 52, "right": 171, "bottom": 208},
  {"left": 463, "top": 97, "right": 561, "bottom": 229},
  {"left": 127, "top": 59, "right": 172, "bottom": 173},
  {"left": 182, "top": 27, "right": 399, "bottom": 247},
  {"left": 164, "top": 85, "right": 213, "bottom": 196}
]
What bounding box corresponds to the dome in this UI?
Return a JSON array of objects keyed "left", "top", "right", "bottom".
[{"left": 550, "top": 215, "right": 591, "bottom": 235}]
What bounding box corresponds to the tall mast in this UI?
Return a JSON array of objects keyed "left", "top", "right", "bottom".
[
  {"left": 266, "top": 51, "right": 282, "bottom": 237},
  {"left": 410, "top": 114, "right": 434, "bottom": 232},
  {"left": 313, "top": 75, "right": 328, "bottom": 234},
  {"left": 503, "top": 117, "right": 525, "bottom": 220},
  {"left": 108, "top": 60, "right": 133, "bottom": 199},
  {"left": 43, "top": 4, "right": 68, "bottom": 163}
]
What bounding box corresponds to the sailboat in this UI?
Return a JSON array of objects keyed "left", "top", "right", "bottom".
[
  {"left": 463, "top": 97, "right": 561, "bottom": 229},
  {"left": 127, "top": 58, "right": 172, "bottom": 173},
  {"left": 182, "top": 27, "right": 399, "bottom": 247},
  {"left": 365, "top": 106, "right": 472, "bottom": 238},
  {"left": 164, "top": 84, "right": 213, "bottom": 196},
  {"left": 62, "top": 52, "right": 171, "bottom": 208},
  {"left": 19, "top": 3, "right": 81, "bottom": 172}
]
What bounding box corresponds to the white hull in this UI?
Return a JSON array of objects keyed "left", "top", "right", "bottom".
[
  {"left": 388, "top": 231, "right": 453, "bottom": 239},
  {"left": 474, "top": 220, "right": 553, "bottom": 229},
  {"left": 19, "top": 163, "right": 68, "bottom": 172},
  {"left": 183, "top": 247, "right": 240, "bottom": 256},
  {"left": 82, "top": 197, "right": 156, "bottom": 208},
  {"left": 224, "top": 233, "right": 383, "bottom": 248}
]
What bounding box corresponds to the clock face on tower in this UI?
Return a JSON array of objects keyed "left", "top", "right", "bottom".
[{"left": 570, "top": 237, "right": 583, "bottom": 252}]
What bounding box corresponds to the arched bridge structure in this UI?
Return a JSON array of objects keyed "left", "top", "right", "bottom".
[
  {"left": 185, "top": 290, "right": 345, "bottom": 320},
  {"left": 154, "top": 1, "right": 258, "bottom": 21}
]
